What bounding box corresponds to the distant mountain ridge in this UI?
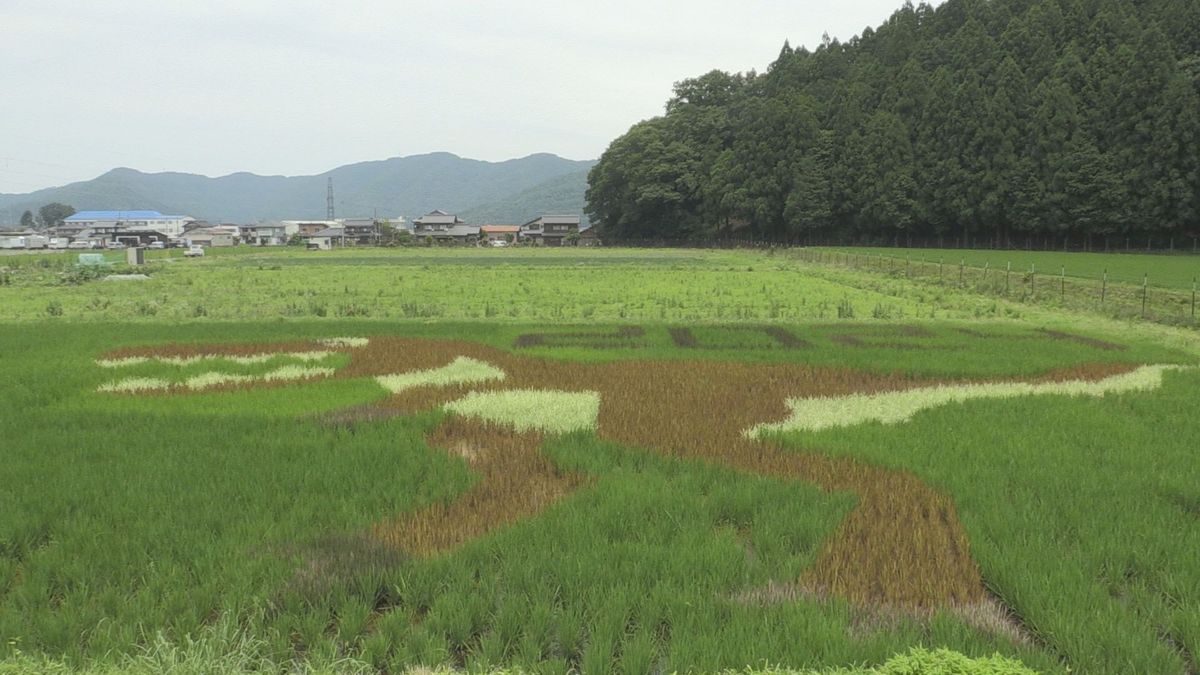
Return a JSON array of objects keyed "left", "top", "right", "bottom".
[
  {"left": 461, "top": 170, "right": 591, "bottom": 227},
  {"left": 0, "top": 152, "right": 595, "bottom": 224}
]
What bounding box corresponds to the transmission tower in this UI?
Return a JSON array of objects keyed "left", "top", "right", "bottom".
[{"left": 326, "top": 177, "right": 335, "bottom": 220}]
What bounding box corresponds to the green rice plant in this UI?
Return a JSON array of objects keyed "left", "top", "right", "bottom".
[{"left": 443, "top": 389, "right": 600, "bottom": 434}]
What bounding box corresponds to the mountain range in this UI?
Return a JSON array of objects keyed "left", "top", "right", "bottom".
[{"left": 0, "top": 153, "right": 595, "bottom": 225}]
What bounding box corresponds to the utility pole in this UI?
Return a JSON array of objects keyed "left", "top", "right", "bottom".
[{"left": 326, "top": 177, "right": 335, "bottom": 221}]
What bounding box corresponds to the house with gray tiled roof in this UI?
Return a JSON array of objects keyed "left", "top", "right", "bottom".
[
  {"left": 413, "top": 211, "right": 479, "bottom": 244},
  {"left": 520, "top": 215, "right": 581, "bottom": 246}
]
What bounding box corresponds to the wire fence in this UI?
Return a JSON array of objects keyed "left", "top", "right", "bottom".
[
  {"left": 606, "top": 234, "right": 1200, "bottom": 254},
  {"left": 790, "top": 248, "right": 1199, "bottom": 328}
]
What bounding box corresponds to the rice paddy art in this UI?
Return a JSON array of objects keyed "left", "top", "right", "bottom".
[{"left": 93, "top": 334, "right": 1161, "bottom": 613}]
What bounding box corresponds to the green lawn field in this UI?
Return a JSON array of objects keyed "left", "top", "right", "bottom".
[{"left": 2, "top": 247, "right": 1199, "bottom": 674}]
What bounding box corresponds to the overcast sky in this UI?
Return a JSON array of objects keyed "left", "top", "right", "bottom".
[{"left": 0, "top": 0, "right": 934, "bottom": 194}]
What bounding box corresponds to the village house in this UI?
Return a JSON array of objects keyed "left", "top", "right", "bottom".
[
  {"left": 413, "top": 211, "right": 479, "bottom": 244},
  {"left": 340, "top": 218, "right": 381, "bottom": 245},
  {"left": 184, "top": 225, "right": 239, "bottom": 247},
  {"left": 520, "top": 215, "right": 582, "bottom": 246},
  {"left": 283, "top": 220, "right": 340, "bottom": 237},
  {"left": 577, "top": 226, "right": 601, "bottom": 247},
  {"left": 241, "top": 222, "right": 298, "bottom": 246},
  {"left": 305, "top": 227, "right": 345, "bottom": 250}
]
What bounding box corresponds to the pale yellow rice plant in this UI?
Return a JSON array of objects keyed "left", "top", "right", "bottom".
[
  {"left": 183, "top": 372, "right": 257, "bottom": 390},
  {"left": 95, "top": 357, "right": 150, "bottom": 368},
  {"left": 444, "top": 389, "right": 600, "bottom": 434},
  {"left": 749, "top": 364, "right": 1193, "bottom": 435},
  {"left": 259, "top": 365, "right": 336, "bottom": 382},
  {"left": 96, "top": 352, "right": 336, "bottom": 368},
  {"left": 375, "top": 357, "right": 506, "bottom": 394},
  {"left": 317, "top": 337, "right": 370, "bottom": 348},
  {"left": 97, "top": 377, "right": 171, "bottom": 393}
]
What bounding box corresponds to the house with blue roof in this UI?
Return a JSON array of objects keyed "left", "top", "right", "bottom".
[{"left": 62, "top": 211, "right": 195, "bottom": 238}]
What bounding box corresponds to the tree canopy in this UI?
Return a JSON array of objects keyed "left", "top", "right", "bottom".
[
  {"left": 586, "top": 0, "right": 1200, "bottom": 246},
  {"left": 37, "top": 203, "right": 76, "bottom": 230}
]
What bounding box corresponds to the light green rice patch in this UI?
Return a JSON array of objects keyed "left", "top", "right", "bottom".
[
  {"left": 444, "top": 389, "right": 600, "bottom": 434},
  {"left": 750, "top": 364, "right": 1195, "bottom": 435},
  {"left": 375, "top": 356, "right": 506, "bottom": 393},
  {"left": 97, "top": 377, "right": 171, "bottom": 393}
]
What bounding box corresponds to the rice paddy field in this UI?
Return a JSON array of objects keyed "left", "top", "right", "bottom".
[
  {"left": 821, "top": 246, "right": 1200, "bottom": 290},
  {"left": 2, "top": 247, "right": 1200, "bottom": 674}
]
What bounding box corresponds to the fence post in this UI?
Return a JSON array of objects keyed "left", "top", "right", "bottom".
[
  {"left": 1031, "top": 263, "right": 1036, "bottom": 295},
  {"left": 1101, "top": 270, "right": 1107, "bottom": 306},
  {"left": 1060, "top": 266, "right": 1065, "bottom": 302},
  {"left": 939, "top": 258, "right": 944, "bottom": 282},
  {"left": 1142, "top": 274, "right": 1148, "bottom": 318},
  {"left": 1192, "top": 277, "right": 1196, "bottom": 323},
  {"left": 983, "top": 261, "right": 989, "bottom": 290},
  {"left": 959, "top": 259, "right": 965, "bottom": 285},
  {"left": 1005, "top": 262, "right": 1011, "bottom": 295}
]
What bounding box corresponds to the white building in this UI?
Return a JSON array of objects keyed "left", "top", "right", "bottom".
[{"left": 62, "top": 211, "right": 196, "bottom": 238}]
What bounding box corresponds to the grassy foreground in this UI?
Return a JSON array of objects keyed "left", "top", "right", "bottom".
[{"left": 2, "top": 247, "right": 1199, "bottom": 673}]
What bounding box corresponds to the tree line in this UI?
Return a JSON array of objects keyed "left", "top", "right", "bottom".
[{"left": 586, "top": 0, "right": 1200, "bottom": 248}]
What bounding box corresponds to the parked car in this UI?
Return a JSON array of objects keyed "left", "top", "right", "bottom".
[
  {"left": 67, "top": 240, "right": 95, "bottom": 250},
  {"left": 148, "top": 241, "right": 166, "bottom": 250},
  {"left": 489, "top": 239, "right": 509, "bottom": 248},
  {"left": 184, "top": 245, "right": 205, "bottom": 257},
  {"left": 107, "top": 241, "right": 127, "bottom": 250}
]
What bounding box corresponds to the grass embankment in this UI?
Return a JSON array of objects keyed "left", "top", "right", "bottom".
[{"left": 2, "top": 319, "right": 1197, "bottom": 673}]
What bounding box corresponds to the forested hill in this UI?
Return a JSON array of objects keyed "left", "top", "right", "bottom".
[{"left": 586, "top": 0, "right": 1200, "bottom": 246}]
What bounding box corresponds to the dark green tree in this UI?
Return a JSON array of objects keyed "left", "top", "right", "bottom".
[{"left": 37, "top": 203, "right": 75, "bottom": 230}]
